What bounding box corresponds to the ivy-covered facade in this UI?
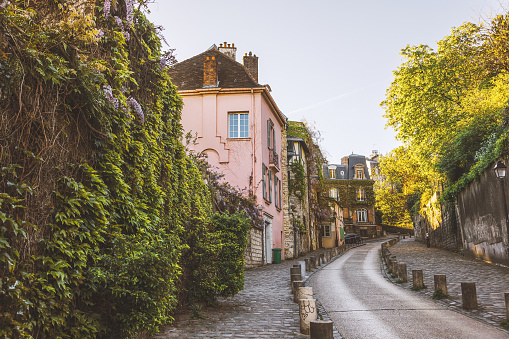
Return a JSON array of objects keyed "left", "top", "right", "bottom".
[{"left": 323, "top": 154, "right": 380, "bottom": 239}]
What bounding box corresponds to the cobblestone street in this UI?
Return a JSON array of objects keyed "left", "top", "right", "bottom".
[
  {"left": 386, "top": 238, "right": 509, "bottom": 333},
  {"left": 154, "top": 257, "right": 310, "bottom": 338}
]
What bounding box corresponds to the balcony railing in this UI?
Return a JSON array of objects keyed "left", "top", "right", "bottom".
[
  {"left": 344, "top": 217, "right": 353, "bottom": 225},
  {"left": 269, "top": 149, "right": 279, "bottom": 171}
]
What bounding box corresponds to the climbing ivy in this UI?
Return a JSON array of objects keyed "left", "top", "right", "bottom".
[
  {"left": 324, "top": 180, "right": 375, "bottom": 207},
  {"left": 0, "top": 1, "right": 249, "bottom": 337},
  {"left": 289, "top": 161, "right": 306, "bottom": 200}
]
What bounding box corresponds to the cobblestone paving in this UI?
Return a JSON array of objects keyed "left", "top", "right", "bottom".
[
  {"left": 154, "top": 248, "right": 350, "bottom": 339},
  {"left": 386, "top": 238, "right": 509, "bottom": 333}
]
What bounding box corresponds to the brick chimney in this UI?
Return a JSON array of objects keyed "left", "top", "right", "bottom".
[
  {"left": 203, "top": 56, "right": 218, "bottom": 88},
  {"left": 218, "top": 42, "right": 237, "bottom": 60},
  {"left": 243, "top": 51, "right": 258, "bottom": 83},
  {"left": 341, "top": 156, "right": 349, "bottom": 165}
]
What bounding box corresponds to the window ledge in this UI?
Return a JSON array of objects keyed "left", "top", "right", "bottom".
[{"left": 227, "top": 137, "right": 251, "bottom": 141}]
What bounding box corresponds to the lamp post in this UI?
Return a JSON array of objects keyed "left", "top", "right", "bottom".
[{"left": 494, "top": 161, "right": 509, "bottom": 257}]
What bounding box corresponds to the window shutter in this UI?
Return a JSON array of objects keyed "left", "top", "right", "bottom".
[
  {"left": 262, "top": 164, "right": 266, "bottom": 199},
  {"left": 273, "top": 127, "right": 276, "bottom": 150},
  {"left": 268, "top": 170, "right": 272, "bottom": 203},
  {"left": 267, "top": 120, "right": 271, "bottom": 149}
]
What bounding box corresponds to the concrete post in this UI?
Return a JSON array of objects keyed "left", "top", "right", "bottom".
[
  {"left": 398, "top": 263, "right": 407, "bottom": 282},
  {"left": 392, "top": 261, "right": 398, "bottom": 275},
  {"left": 310, "top": 320, "right": 333, "bottom": 339},
  {"left": 304, "top": 258, "right": 311, "bottom": 272},
  {"left": 319, "top": 253, "right": 325, "bottom": 265},
  {"left": 314, "top": 255, "right": 320, "bottom": 268},
  {"left": 291, "top": 267, "right": 301, "bottom": 281},
  {"left": 434, "top": 275, "right": 447, "bottom": 296},
  {"left": 298, "top": 260, "right": 306, "bottom": 277},
  {"left": 299, "top": 299, "right": 317, "bottom": 335},
  {"left": 461, "top": 282, "right": 478, "bottom": 310},
  {"left": 291, "top": 273, "right": 301, "bottom": 283},
  {"left": 296, "top": 286, "right": 313, "bottom": 303},
  {"left": 309, "top": 256, "right": 316, "bottom": 269},
  {"left": 412, "top": 270, "right": 424, "bottom": 289},
  {"left": 505, "top": 293, "right": 509, "bottom": 321},
  {"left": 292, "top": 280, "right": 305, "bottom": 296}
]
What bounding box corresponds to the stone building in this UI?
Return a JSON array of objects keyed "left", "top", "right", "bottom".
[
  {"left": 323, "top": 154, "right": 379, "bottom": 239},
  {"left": 168, "top": 42, "right": 287, "bottom": 266}
]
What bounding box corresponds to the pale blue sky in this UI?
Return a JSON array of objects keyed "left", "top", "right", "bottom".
[{"left": 146, "top": 0, "right": 505, "bottom": 162}]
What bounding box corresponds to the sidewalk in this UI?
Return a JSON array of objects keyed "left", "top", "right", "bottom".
[
  {"left": 385, "top": 238, "right": 509, "bottom": 333},
  {"left": 154, "top": 246, "right": 355, "bottom": 338}
]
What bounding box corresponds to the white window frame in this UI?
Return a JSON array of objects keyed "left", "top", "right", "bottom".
[
  {"left": 357, "top": 187, "right": 365, "bottom": 201},
  {"left": 329, "top": 188, "right": 338, "bottom": 200},
  {"left": 356, "top": 169, "right": 364, "bottom": 179},
  {"left": 357, "top": 209, "right": 368, "bottom": 223},
  {"left": 229, "top": 112, "right": 249, "bottom": 138},
  {"left": 324, "top": 224, "right": 331, "bottom": 237}
]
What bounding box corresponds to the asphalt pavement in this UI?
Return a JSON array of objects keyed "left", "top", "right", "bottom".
[{"left": 309, "top": 241, "right": 509, "bottom": 339}]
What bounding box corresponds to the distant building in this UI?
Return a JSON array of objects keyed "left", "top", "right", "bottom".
[
  {"left": 323, "top": 154, "right": 379, "bottom": 239},
  {"left": 168, "top": 42, "right": 287, "bottom": 266}
]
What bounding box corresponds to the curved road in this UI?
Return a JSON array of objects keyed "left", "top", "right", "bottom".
[{"left": 309, "top": 241, "right": 509, "bottom": 339}]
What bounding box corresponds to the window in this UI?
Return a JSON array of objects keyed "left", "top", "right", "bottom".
[
  {"left": 329, "top": 188, "right": 338, "bottom": 200},
  {"left": 324, "top": 224, "right": 331, "bottom": 237},
  {"left": 357, "top": 209, "right": 368, "bottom": 223},
  {"left": 262, "top": 164, "right": 267, "bottom": 200},
  {"left": 229, "top": 113, "right": 249, "bottom": 138},
  {"left": 356, "top": 169, "right": 364, "bottom": 179},
  {"left": 357, "top": 187, "right": 365, "bottom": 201},
  {"left": 329, "top": 169, "right": 336, "bottom": 178},
  {"left": 267, "top": 120, "right": 274, "bottom": 149}
]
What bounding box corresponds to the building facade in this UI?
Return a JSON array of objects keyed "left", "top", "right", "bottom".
[
  {"left": 323, "top": 154, "right": 379, "bottom": 239},
  {"left": 168, "top": 43, "right": 287, "bottom": 265}
]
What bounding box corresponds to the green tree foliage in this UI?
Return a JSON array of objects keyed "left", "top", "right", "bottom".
[
  {"left": 0, "top": 1, "right": 251, "bottom": 337},
  {"left": 380, "top": 12, "right": 509, "bottom": 220}
]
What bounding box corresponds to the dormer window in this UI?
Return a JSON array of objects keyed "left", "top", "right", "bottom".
[
  {"left": 328, "top": 165, "right": 337, "bottom": 179},
  {"left": 355, "top": 167, "right": 364, "bottom": 179}
]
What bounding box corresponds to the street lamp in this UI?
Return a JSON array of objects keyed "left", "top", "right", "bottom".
[
  {"left": 494, "top": 160, "right": 509, "bottom": 256},
  {"left": 494, "top": 161, "right": 507, "bottom": 179}
]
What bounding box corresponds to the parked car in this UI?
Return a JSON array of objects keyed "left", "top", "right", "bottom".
[{"left": 344, "top": 233, "right": 361, "bottom": 244}]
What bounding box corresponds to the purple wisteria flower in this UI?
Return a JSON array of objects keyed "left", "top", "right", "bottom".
[
  {"left": 114, "top": 16, "right": 124, "bottom": 30},
  {"left": 127, "top": 97, "right": 144, "bottom": 124},
  {"left": 103, "top": 0, "right": 111, "bottom": 18},
  {"left": 96, "top": 29, "right": 105, "bottom": 40},
  {"left": 125, "top": 0, "right": 134, "bottom": 29}
]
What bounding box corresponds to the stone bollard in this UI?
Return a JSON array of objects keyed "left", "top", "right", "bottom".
[
  {"left": 319, "top": 253, "right": 325, "bottom": 265},
  {"left": 392, "top": 261, "right": 398, "bottom": 275},
  {"left": 292, "top": 281, "right": 305, "bottom": 299},
  {"left": 412, "top": 270, "right": 424, "bottom": 289},
  {"left": 296, "top": 286, "right": 313, "bottom": 303},
  {"left": 434, "top": 275, "right": 448, "bottom": 296},
  {"left": 291, "top": 273, "right": 301, "bottom": 283},
  {"left": 398, "top": 263, "right": 407, "bottom": 282},
  {"left": 461, "top": 282, "right": 478, "bottom": 310},
  {"left": 310, "top": 320, "right": 334, "bottom": 339},
  {"left": 298, "top": 260, "right": 306, "bottom": 277},
  {"left": 505, "top": 293, "right": 509, "bottom": 321},
  {"left": 291, "top": 267, "right": 301, "bottom": 280},
  {"left": 314, "top": 256, "right": 321, "bottom": 268},
  {"left": 310, "top": 256, "right": 317, "bottom": 269},
  {"left": 304, "top": 258, "right": 311, "bottom": 272},
  {"left": 299, "top": 299, "right": 317, "bottom": 335}
]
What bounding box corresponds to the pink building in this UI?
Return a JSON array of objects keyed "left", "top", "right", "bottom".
[{"left": 168, "top": 43, "right": 287, "bottom": 264}]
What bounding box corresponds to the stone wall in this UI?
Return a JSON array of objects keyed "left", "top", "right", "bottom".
[
  {"left": 244, "top": 227, "right": 263, "bottom": 268},
  {"left": 414, "top": 158, "right": 509, "bottom": 266}
]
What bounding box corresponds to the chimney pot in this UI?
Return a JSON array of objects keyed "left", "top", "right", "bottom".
[
  {"left": 220, "top": 43, "right": 223, "bottom": 47},
  {"left": 232, "top": 43, "right": 235, "bottom": 47}
]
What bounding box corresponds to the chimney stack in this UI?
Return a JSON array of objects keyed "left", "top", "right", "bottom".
[
  {"left": 203, "top": 56, "right": 218, "bottom": 88},
  {"left": 341, "top": 156, "right": 349, "bottom": 165},
  {"left": 218, "top": 41, "right": 237, "bottom": 60},
  {"left": 243, "top": 51, "right": 259, "bottom": 83}
]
